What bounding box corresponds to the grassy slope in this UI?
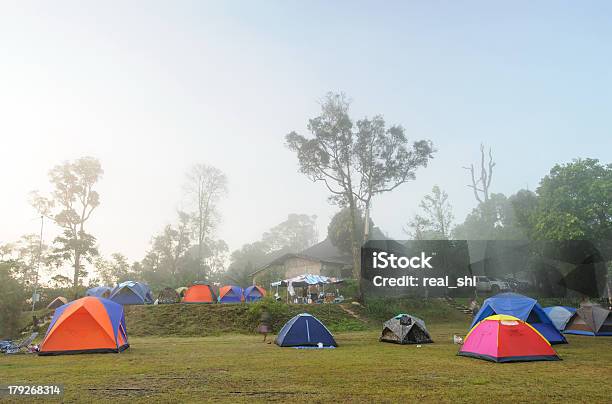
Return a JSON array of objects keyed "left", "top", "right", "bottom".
[
  {"left": 123, "top": 302, "right": 370, "bottom": 337},
  {"left": 2, "top": 324, "right": 611, "bottom": 403}
]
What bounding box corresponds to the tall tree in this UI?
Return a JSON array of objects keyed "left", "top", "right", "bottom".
[
  {"left": 0, "top": 260, "right": 25, "bottom": 338},
  {"left": 94, "top": 253, "right": 130, "bottom": 286},
  {"left": 14, "top": 234, "right": 50, "bottom": 288},
  {"left": 405, "top": 185, "right": 454, "bottom": 240},
  {"left": 31, "top": 157, "right": 103, "bottom": 296},
  {"left": 286, "top": 93, "right": 434, "bottom": 288},
  {"left": 463, "top": 143, "right": 495, "bottom": 203},
  {"left": 153, "top": 212, "right": 191, "bottom": 281},
  {"left": 262, "top": 213, "right": 318, "bottom": 253},
  {"left": 225, "top": 241, "right": 271, "bottom": 286},
  {"left": 184, "top": 164, "right": 227, "bottom": 279},
  {"left": 354, "top": 116, "right": 434, "bottom": 240}
]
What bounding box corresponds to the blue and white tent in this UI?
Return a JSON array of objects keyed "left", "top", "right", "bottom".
[
  {"left": 275, "top": 313, "right": 337, "bottom": 347},
  {"left": 471, "top": 293, "right": 567, "bottom": 344},
  {"left": 86, "top": 286, "right": 112, "bottom": 298},
  {"left": 110, "top": 281, "right": 153, "bottom": 305},
  {"left": 543, "top": 306, "right": 576, "bottom": 331}
]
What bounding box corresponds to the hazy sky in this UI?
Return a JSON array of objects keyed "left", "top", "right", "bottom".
[{"left": 1, "top": 1, "right": 611, "bottom": 269}]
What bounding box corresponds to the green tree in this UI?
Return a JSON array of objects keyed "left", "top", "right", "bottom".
[
  {"left": 453, "top": 193, "right": 528, "bottom": 240},
  {"left": 405, "top": 185, "right": 454, "bottom": 240},
  {"left": 526, "top": 158, "right": 611, "bottom": 240},
  {"left": 31, "top": 157, "right": 103, "bottom": 296},
  {"left": 327, "top": 207, "right": 372, "bottom": 255},
  {"left": 0, "top": 260, "right": 25, "bottom": 338},
  {"left": 286, "top": 93, "right": 434, "bottom": 287},
  {"left": 141, "top": 212, "right": 192, "bottom": 287}
]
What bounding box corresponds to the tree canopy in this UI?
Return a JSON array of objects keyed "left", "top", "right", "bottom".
[{"left": 286, "top": 92, "right": 434, "bottom": 287}]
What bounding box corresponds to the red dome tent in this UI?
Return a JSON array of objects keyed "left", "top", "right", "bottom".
[
  {"left": 182, "top": 284, "right": 216, "bottom": 303},
  {"left": 459, "top": 315, "right": 560, "bottom": 363}
]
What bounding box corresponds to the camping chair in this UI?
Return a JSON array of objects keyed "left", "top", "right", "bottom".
[{"left": 4, "top": 332, "right": 38, "bottom": 355}]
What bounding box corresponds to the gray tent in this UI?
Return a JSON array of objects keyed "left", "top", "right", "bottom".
[
  {"left": 157, "top": 287, "right": 181, "bottom": 304},
  {"left": 380, "top": 314, "right": 433, "bottom": 344},
  {"left": 564, "top": 303, "right": 612, "bottom": 336}
]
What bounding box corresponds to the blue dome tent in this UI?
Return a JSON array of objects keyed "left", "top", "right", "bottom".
[
  {"left": 86, "top": 286, "right": 112, "bottom": 298},
  {"left": 275, "top": 313, "right": 337, "bottom": 348},
  {"left": 244, "top": 285, "right": 266, "bottom": 302},
  {"left": 110, "top": 281, "right": 153, "bottom": 305},
  {"left": 471, "top": 293, "right": 567, "bottom": 344},
  {"left": 218, "top": 285, "right": 244, "bottom": 303}
]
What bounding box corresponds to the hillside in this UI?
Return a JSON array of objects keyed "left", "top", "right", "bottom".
[{"left": 124, "top": 301, "right": 368, "bottom": 337}]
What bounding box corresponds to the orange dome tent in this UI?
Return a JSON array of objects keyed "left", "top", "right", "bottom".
[
  {"left": 182, "top": 284, "right": 216, "bottom": 303},
  {"left": 39, "top": 297, "right": 128, "bottom": 355}
]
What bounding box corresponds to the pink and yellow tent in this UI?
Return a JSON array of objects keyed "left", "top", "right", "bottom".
[{"left": 458, "top": 314, "right": 560, "bottom": 362}]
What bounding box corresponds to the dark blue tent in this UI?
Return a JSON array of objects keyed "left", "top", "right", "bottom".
[
  {"left": 471, "top": 293, "right": 567, "bottom": 344},
  {"left": 275, "top": 313, "right": 337, "bottom": 347},
  {"left": 218, "top": 285, "right": 244, "bottom": 303},
  {"left": 110, "top": 281, "right": 153, "bottom": 305},
  {"left": 86, "top": 286, "right": 112, "bottom": 298},
  {"left": 244, "top": 285, "right": 265, "bottom": 302}
]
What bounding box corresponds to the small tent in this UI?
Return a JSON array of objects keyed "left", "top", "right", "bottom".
[
  {"left": 157, "top": 287, "right": 180, "bottom": 304},
  {"left": 183, "top": 284, "right": 216, "bottom": 303},
  {"left": 110, "top": 281, "right": 153, "bottom": 305},
  {"left": 86, "top": 286, "right": 112, "bottom": 298},
  {"left": 275, "top": 313, "right": 337, "bottom": 347},
  {"left": 218, "top": 285, "right": 244, "bottom": 303},
  {"left": 543, "top": 306, "right": 576, "bottom": 331},
  {"left": 380, "top": 314, "right": 433, "bottom": 344},
  {"left": 244, "top": 285, "right": 266, "bottom": 302},
  {"left": 47, "top": 297, "right": 68, "bottom": 310},
  {"left": 459, "top": 314, "right": 560, "bottom": 362},
  {"left": 564, "top": 304, "right": 612, "bottom": 336},
  {"left": 471, "top": 293, "right": 566, "bottom": 344},
  {"left": 39, "top": 296, "right": 129, "bottom": 355}
]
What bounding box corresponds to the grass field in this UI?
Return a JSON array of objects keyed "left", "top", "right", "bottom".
[{"left": 3, "top": 319, "right": 611, "bottom": 403}]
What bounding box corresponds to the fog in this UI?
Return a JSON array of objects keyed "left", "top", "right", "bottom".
[{"left": 1, "top": 1, "right": 611, "bottom": 265}]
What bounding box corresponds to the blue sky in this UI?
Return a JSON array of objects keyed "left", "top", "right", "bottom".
[{"left": 1, "top": 1, "right": 610, "bottom": 273}]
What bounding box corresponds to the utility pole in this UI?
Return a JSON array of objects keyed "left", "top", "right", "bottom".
[{"left": 31, "top": 215, "right": 44, "bottom": 313}]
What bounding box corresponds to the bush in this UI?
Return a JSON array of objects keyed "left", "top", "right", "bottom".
[
  {"left": 337, "top": 279, "right": 359, "bottom": 300},
  {"left": 246, "top": 297, "right": 291, "bottom": 330}
]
